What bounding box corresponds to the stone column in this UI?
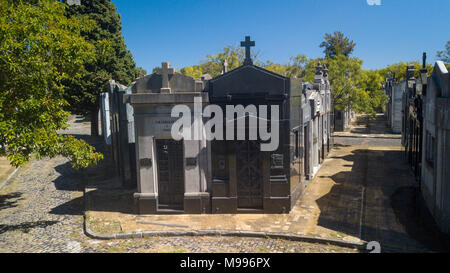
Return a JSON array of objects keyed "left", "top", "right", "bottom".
[
  {"left": 183, "top": 98, "right": 211, "bottom": 213},
  {"left": 133, "top": 111, "right": 157, "bottom": 214},
  {"left": 160, "top": 62, "right": 174, "bottom": 93},
  {"left": 100, "top": 92, "right": 111, "bottom": 145}
]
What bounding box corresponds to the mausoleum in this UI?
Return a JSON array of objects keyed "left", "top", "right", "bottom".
[{"left": 122, "top": 36, "right": 333, "bottom": 214}]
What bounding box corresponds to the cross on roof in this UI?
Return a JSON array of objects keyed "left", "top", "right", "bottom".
[
  {"left": 161, "top": 62, "right": 174, "bottom": 93},
  {"left": 422, "top": 52, "right": 427, "bottom": 69},
  {"left": 240, "top": 36, "right": 255, "bottom": 65}
]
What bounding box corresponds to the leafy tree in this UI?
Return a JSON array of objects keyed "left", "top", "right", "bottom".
[
  {"left": 286, "top": 54, "right": 308, "bottom": 78},
  {"left": 180, "top": 45, "right": 260, "bottom": 78},
  {"left": 437, "top": 41, "right": 450, "bottom": 64},
  {"left": 360, "top": 70, "right": 387, "bottom": 112},
  {"left": 263, "top": 54, "right": 307, "bottom": 78},
  {"left": 64, "top": 0, "right": 144, "bottom": 136},
  {"left": 320, "top": 31, "right": 356, "bottom": 58},
  {"left": 0, "top": 0, "right": 102, "bottom": 168},
  {"left": 324, "top": 55, "right": 367, "bottom": 112},
  {"left": 204, "top": 45, "right": 245, "bottom": 76},
  {"left": 378, "top": 62, "right": 433, "bottom": 82},
  {"left": 263, "top": 61, "right": 290, "bottom": 76},
  {"left": 303, "top": 58, "right": 323, "bottom": 83},
  {"left": 180, "top": 65, "right": 203, "bottom": 80},
  {"left": 303, "top": 56, "right": 386, "bottom": 116},
  {"left": 135, "top": 67, "right": 147, "bottom": 79}
]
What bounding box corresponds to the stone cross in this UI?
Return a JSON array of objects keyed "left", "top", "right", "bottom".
[
  {"left": 240, "top": 36, "right": 255, "bottom": 65},
  {"left": 161, "top": 62, "right": 174, "bottom": 93}
]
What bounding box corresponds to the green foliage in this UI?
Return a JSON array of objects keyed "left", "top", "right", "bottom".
[
  {"left": 437, "top": 41, "right": 449, "bottom": 64},
  {"left": 63, "top": 0, "right": 144, "bottom": 128},
  {"left": 263, "top": 61, "right": 290, "bottom": 76},
  {"left": 180, "top": 45, "right": 260, "bottom": 78},
  {"left": 303, "top": 56, "right": 387, "bottom": 117},
  {"left": 0, "top": 0, "right": 102, "bottom": 168},
  {"left": 135, "top": 67, "right": 147, "bottom": 79},
  {"left": 378, "top": 62, "right": 433, "bottom": 82},
  {"left": 324, "top": 55, "right": 366, "bottom": 112},
  {"left": 180, "top": 65, "right": 203, "bottom": 80},
  {"left": 360, "top": 70, "right": 388, "bottom": 113},
  {"left": 263, "top": 54, "right": 307, "bottom": 78},
  {"left": 320, "top": 31, "right": 356, "bottom": 58}
]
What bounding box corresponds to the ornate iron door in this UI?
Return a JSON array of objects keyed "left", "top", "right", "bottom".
[
  {"left": 236, "top": 140, "right": 263, "bottom": 209},
  {"left": 156, "top": 139, "right": 184, "bottom": 210}
]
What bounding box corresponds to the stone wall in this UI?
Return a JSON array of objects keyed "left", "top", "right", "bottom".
[{"left": 421, "top": 61, "right": 450, "bottom": 235}]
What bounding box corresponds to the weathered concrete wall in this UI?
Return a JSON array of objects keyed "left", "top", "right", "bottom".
[{"left": 421, "top": 61, "right": 450, "bottom": 235}]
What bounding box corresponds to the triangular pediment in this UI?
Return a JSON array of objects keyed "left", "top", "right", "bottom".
[{"left": 209, "top": 65, "right": 288, "bottom": 98}]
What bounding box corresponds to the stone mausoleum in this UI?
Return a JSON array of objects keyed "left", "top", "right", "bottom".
[{"left": 122, "top": 37, "right": 332, "bottom": 214}]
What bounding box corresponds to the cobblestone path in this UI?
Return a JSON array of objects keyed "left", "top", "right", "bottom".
[
  {"left": 0, "top": 116, "right": 358, "bottom": 253},
  {"left": 0, "top": 159, "right": 357, "bottom": 253},
  {"left": 0, "top": 156, "right": 87, "bottom": 253}
]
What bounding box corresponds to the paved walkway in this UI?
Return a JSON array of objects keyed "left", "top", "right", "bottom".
[
  {"left": 85, "top": 114, "right": 446, "bottom": 252},
  {"left": 333, "top": 114, "right": 401, "bottom": 139},
  {"left": 1, "top": 114, "right": 445, "bottom": 253},
  {"left": 0, "top": 115, "right": 357, "bottom": 253},
  {"left": 85, "top": 144, "right": 435, "bottom": 252}
]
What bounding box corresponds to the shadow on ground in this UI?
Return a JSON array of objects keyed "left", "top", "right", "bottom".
[
  {"left": 85, "top": 188, "right": 135, "bottom": 214},
  {"left": 316, "top": 147, "right": 449, "bottom": 252},
  {"left": 391, "top": 186, "right": 450, "bottom": 252},
  {"left": 0, "top": 192, "right": 23, "bottom": 211},
  {"left": 49, "top": 196, "right": 84, "bottom": 216},
  {"left": 0, "top": 220, "right": 58, "bottom": 235},
  {"left": 50, "top": 126, "right": 134, "bottom": 215}
]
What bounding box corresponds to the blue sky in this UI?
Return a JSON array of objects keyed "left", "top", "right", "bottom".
[{"left": 112, "top": 0, "right": 450, "bottom": 73}]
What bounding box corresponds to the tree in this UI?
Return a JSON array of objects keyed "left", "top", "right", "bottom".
[
  {"left": 135, "top": 67, "right": 147, "bottom": 79},
  {"left": 180, "top": 65, "right": 203, "bottom": 80},
  {"left": 0, "top": 0, "right": 102, "bottom": 168},
  {"left": 303, "top": 56, "right": 385, "bottom": 117},
  {"left": 263, "top": 54, "right": 307, "bottom": 78},
  {"left": 64, "top": 0, "right": 144, "bottom": 136},
  {"left": 324, "top": 55, "right": 366, "bottom": 112},
  {"left": 320, "top": 31, "right": 356, "bottom": 58},
  {"left": 263, "top": 61, "right": 289, "bottom": 76},
  {"left": 286, "top": 54, "right": 308, "bottom": 78},
  {"left": 378, "top": 62, "right": 433, "bottom": 82},
  {"left": 360, "top": 70, "right": 388, "bottom": 112},
  {"left": 180, "top": 45, "right": 260, "bottom": 78},
  {"left": 437, "top": 41, "right": 449, "bottom": 64}
]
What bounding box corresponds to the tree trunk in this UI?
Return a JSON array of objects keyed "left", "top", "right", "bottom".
[{"left": 90, "top": 109, "right": 99, "bottom": 137}]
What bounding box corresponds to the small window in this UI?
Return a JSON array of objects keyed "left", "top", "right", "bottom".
[{"left": 271, "top": 154, "right": 284, "bottom": 169}]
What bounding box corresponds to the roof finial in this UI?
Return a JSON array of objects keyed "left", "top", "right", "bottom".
[
  {"left": 222, "top": 59, "right": 228, "bottom": 74},
  {"left": 240, "top": 36, "right": 255, "bottom": 65},
  {"left": 316, "top": 61, "right": 323, "bottom": 75},
  {"left": 422, "top": 52, "right": 427, "bottom": 69}
]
